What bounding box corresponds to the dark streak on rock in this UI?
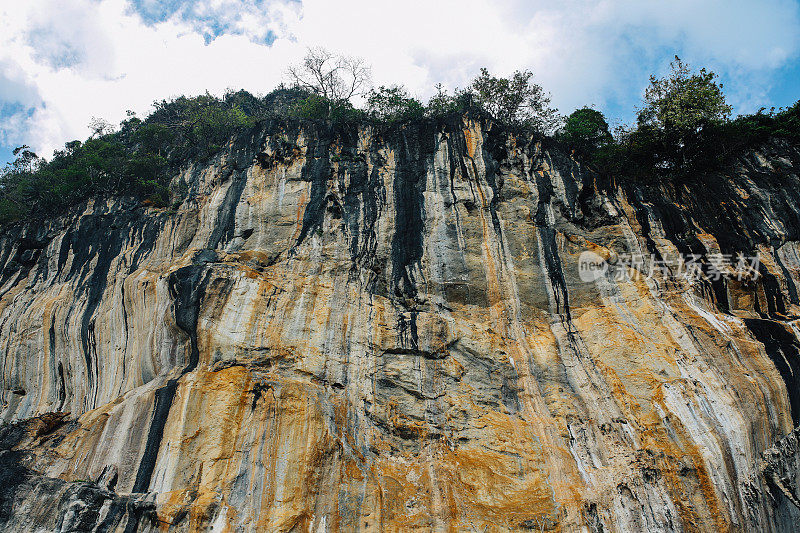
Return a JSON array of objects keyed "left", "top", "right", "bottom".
[
  {"left": 775, "top": 250, "right": 799, "bottom": 306},
  {"left": 391, "top": 126, "right": 433, "bottom": 299},
  {"left": 295, "top": 125, "right": 333, "bottom": 248},
  {"left": 57, "top": 362, "right": 66, "bottom": 412},
  {"left": 744, "top": 318, "right": 800, "bottom": 425},
  {"left": 533, "top": 164, "right": 571, "bottom": 319},
  {"left": 207, "top": 167, "right": 249, "bottom": 252},
  {"left": 132, "top": 378, "right": 178, "bottom": 493},
  {"left": 133, "top": 250, "right": 213, "bottom": 493}
]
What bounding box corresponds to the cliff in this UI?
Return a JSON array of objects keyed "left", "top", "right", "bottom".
[{"left": 1, "top": 117, "right": 800, "bottom": 531}]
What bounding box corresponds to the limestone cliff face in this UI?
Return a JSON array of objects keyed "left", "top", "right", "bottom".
[{"left": 1, "top": 117, "right": 800, "bottom": 532}]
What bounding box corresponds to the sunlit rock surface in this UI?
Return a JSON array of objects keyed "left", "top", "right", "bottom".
[{"left": 1, "top": 118, "right": 800, "bottom": 531}]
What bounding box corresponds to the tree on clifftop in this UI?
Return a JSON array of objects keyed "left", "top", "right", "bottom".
[
  {"left": 470, "top": 68, "right": 561, "bottom": 133},
  {"left": 366, "top": 85, "right": 424, "bottom": 123},
  {"left": 286, "top": 47, "right": 372, "bottom": 118},
  {"left": 637, "top": 56, "right": 732, "bottom": 134},
  {"left": 558, "top": 107, "right": 613, "bottom": 157}
]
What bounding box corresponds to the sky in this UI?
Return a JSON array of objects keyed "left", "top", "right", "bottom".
[{"left": 1, "top": 0, "right": 799, "bottom": 166}]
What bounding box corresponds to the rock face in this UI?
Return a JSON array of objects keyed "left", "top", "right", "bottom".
[{"left": 1, "top": 117, "right": 800, "bottom": 531}]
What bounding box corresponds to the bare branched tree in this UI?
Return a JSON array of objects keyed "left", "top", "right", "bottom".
[
  {"left": 88, "top": 117, "right": 115, "bottom": 138},
  {"left": 286, "top": 47, "right": 372, "bottom": 106}
]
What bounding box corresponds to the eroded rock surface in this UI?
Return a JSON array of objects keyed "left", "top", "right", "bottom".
[
  {"left": 1, "top": 118, "right": 800, "bottom": 531},
  {"left": 762, "top": 425, "right": 800, "bottom": 510}
]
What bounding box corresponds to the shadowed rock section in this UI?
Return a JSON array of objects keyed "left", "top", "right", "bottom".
[
  {"left": 1, "top": 117, "right": 800, "bottom": 531},
  {"left": 762, "top": 425, "right": 800, "bottom": 511}
]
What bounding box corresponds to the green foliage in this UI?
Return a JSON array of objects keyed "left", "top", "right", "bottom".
[
  {"left": 559, "top": 58, "right": 797, "bottom": 184},
  {"left": 558, "top": 108, "right": 612, "bottom": 157},
  {"left": 0, "top": 91, "right": 265, "bottom": 224},
  {"left": 0, "top": 85, "right": 392, "bottom": 225},
  {"left": 637, "top": 56, "right": 732, "bottom": 133},
  {"left": 261, "top": 86, "right": 313, "bottom": 116},
  {"left": 148, "top": 92, "right": 255, "bottom": 160},
  {"left": 727, "top": 101, "right": 800, "bottom": 142},
  {"left": 366, "top": 86, "right": 425, "bottom": 123},
  {"left": 2, "top": 58, "right": 797, "bottom": 227},
  {"left": 290, "top": 94, "right": 330, "bottom": 119},
  {"left": 591, "top": 101, "right": 800, "bottom": 183},
  {"left": 289, "top": 94, "right": 366, "bottom": 123},
  {"left": 328, "top": 102, "right": 367, "bottom": 124},
  {"left": 607, "top": 58, "right": 734, "bottom": 178},
  {"left": 579, "top": 58, "right": 768, "bottom": 182},
  {"left": 425, "top": 84, "right": 475, "bottom": 119},
  {"left": 0, "top": 146, "right": 41, "bottom": 224},
  {"left": 469, "top": 68, "right": 561, "bottom": 132}
]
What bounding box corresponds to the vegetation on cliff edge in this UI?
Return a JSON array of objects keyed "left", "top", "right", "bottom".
[{"left": 1, "top": 51, "right": 798, "bottom": 226}]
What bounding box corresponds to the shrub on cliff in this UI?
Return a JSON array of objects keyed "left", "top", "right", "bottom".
[
  {"left": 580, "top": 58, "right": 746, "bottom": 181},
  {"left": 2, "top": 55, "right": 797, "bottom": 226},
  {"left": 726, "top": 101, "right": 800, "bottom": 143},
  {"left": 0, "top": 146, "right": 41, "bottom": 224},
  {"left": 289, "top": 94, "right": 366, "bottom": 123},
  {"left": 614, "top": 57, "right": 731, "bottom": 176},
  {"left": 147, "top": 93, "right": 255, "bottom": 160}
]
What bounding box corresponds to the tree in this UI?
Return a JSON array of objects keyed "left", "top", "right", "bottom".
[
  {"left": 88, "top": 117, "right": 115, "bottom": 138},
  {"left": 366, "top": 86, "right": 424, "bottom": 123},
  {"left": 558, "top": 108, "right": 612, "bottom": 157},
  {"left": 637, "top": 56, "right": 732, "bottom": 133},
  {"left": 286, "top": 48, "right": 371, "bottom": 118},
  {"left": 470, "top": 68, "right": 561, "bottom": 132},
  {"left": 9, "top": 146, "right": 40, "bottom": 174},
  {"left": 425, "top": 84, "right": 474, "bottom": 118},
  {"left": 0, "top": 146, "right": 43, "bottom": 223}
]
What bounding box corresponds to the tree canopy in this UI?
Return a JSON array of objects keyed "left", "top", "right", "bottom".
[
  {"left": 366, "top": 86, "right": 425, "bottom": 123},
  {"left": 0, "top": 91, "right": 258, "bottom": 224},
  {"left": 637, "top": 56, "right": 732, "bottom": 133},
  {"left": 470, "top": 68, "right": 562, "bottom": 133},
  {"left": 558, "top": 108, "right": 613, "bottom": 157}
]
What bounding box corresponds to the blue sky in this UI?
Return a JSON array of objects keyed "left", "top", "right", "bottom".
[
  {"left": 2, "top": 0, "right": 799, "bottom": 167},
  {"left": 129, "top": 0, "right": 281, "bottom": 44}
]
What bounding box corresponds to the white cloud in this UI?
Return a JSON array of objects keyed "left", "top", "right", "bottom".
[
  {"left": 0, "top": 0, "right": 303, "bottom": 157},
  {"left": 0, "top": 0, "right": 798, "bottom": 159}
]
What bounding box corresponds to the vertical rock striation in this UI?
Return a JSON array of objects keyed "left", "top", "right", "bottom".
[{"left": 1, "top": 117, "right": 800, "bottom": 531}]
